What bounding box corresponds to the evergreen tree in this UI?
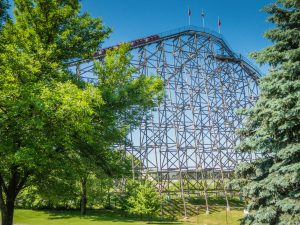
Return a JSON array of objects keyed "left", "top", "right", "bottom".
[
  {"left": 0, "top": 0, "right": 8, "bottom": 27},
  {"left": 232, "top": 0, "right": 300, "bottom": 224}
]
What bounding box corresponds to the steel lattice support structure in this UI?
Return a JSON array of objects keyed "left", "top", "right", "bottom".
[{"left": 72, "top": 26, "right": 261, "bottom": 216}]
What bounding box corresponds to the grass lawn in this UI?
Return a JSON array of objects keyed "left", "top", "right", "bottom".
[
  {"left": 7, "top": 208, "right": 244, "bottom": 225},
  {"left": 189, "top": 207, "right": 244, "bottom": 225}
]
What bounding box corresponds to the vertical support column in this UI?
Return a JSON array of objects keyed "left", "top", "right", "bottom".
[
  {"left": 193, "top": 34, "right": 210, "bottom": 214},
  {"left": 211, "top": 43, "right": 230, "bottom": 212},
  {"left": 76, "top": 63, "right": 80, "bottom": 79},
  {"left": 171, "top": 35, "right": 187, "bottom": 218}
]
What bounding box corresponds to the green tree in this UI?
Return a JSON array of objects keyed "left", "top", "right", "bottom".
[
  {"left": 0, "top": 1, "right": 163, "bottom": 225},
  {"left": 127, "top": 181, "right": 162, "bottom": 219},
  {"left": 232, "top": 1, "right": 300, "bottom": 224},
  {"left": 15, "top": 149, "right": 132, "bottom": 213}
]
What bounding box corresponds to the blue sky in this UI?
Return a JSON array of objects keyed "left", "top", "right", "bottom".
[
  {"left": 80, "top": 0, "right": 274, "bottom": 73},
  {"left": 9, "top": 0, "right": 274, "bottom": 73},
  {"left": 81, "top": 1, "right": 273, "bottom": 61}
]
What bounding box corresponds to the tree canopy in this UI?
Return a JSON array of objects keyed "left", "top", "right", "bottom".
[{"left": 0, "top": 1, "right": 163, "bottom": 225}]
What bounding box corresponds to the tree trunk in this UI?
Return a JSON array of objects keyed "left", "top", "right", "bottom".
[
  {"left": 80, "top": 176, "right": 87, "bottom": 216},
  {"left": 1, "top": 197, "right": 15, "bottom": 225},
  {"left": 0, "top": 182, "right": 18, "bottom": 225},
  {"left": 0, "top": 169, "right": 29, "bottom": 225},
  {"left": 107, "top": 191, "right": 111, "bottom": 209}
]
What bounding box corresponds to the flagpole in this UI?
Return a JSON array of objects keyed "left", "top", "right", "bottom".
[
  {"left": 187, "top": 0, "right": 190, "bottom": 26},
  {"left": 218, "top": 16, "right": 221, "bottom": 34},
  {"left": 188, "top": 6, "right": 191, "bottom": 26},
  {"left": 202, "top": 9, "right": 205, "bottom": 28}
]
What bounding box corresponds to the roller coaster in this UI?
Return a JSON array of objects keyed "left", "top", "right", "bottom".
[{"left": 71, "top": 26, "right": 261, "bottom": 216}]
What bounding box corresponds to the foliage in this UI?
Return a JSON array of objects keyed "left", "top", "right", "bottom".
[
  {"left": 15, "top": 149, "right": 133, "bottom": 211},
  {"left": 16, "top": 150, "right": 132, "bottom": 210},
  {"left": 0, "top": 0, "right": 163, "bottom": 225},
  {"left": 113, "top": 179, "right": 139, "bottom": 211},
  {"left": 17, "top": 180, "right": 78, "bottom": 210},
  {"left": 0, "top": 0, "right": 9, "bottom": 27},
  {"left": 127, "top": 181, "right": 162, "bottom": 218},
  {"left": 231, "top": 1, "right": 300, "bottom": 224},
  {"left": 16, "top": 174, "right": 114, "bottom": 210}
]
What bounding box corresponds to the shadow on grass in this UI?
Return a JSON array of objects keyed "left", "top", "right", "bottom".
[
  {"left": 44, "top": 209, "right": 184, "bottom": 224},
  {"left": 147, "top": 223, "right": 183, "bottom": 224},
  {"left": 187, "top": 196, "right": 244, "bottom": 207}
]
